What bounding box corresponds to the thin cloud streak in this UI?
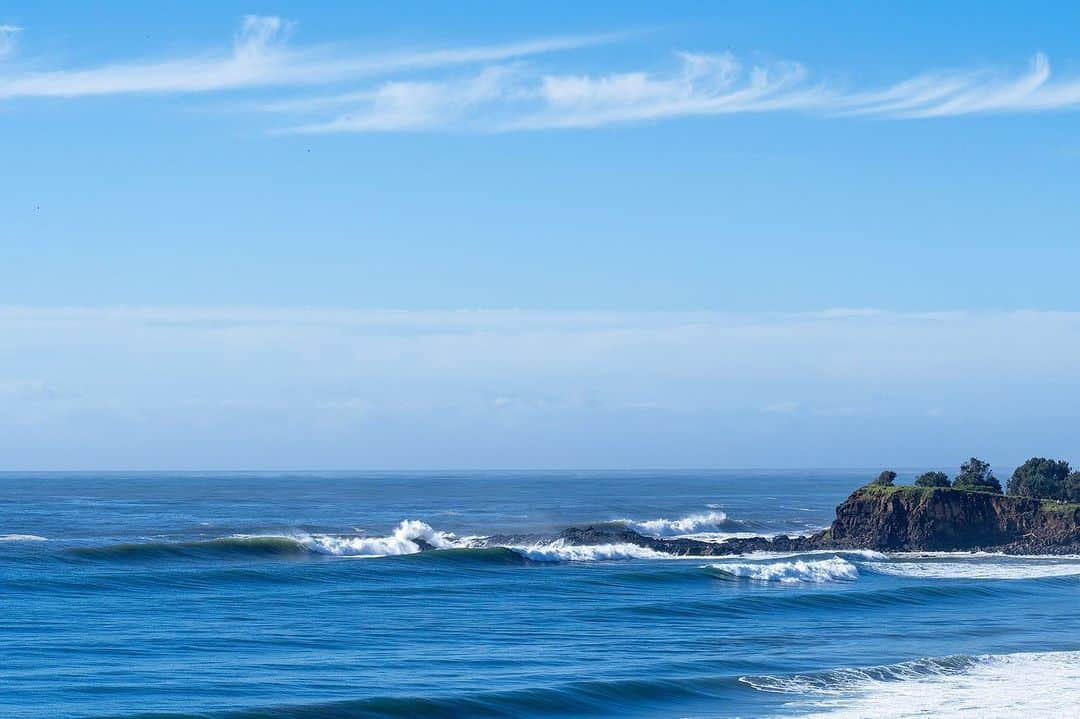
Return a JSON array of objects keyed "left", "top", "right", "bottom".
[
  {"left": 284, "top": 51, "right": 1080, "bottom": 133},
  {"left": 3, "top": 17, "right": 1080, "bottom": 129},
  {"left": 0, "top": 15, "right": 625, "bottom": 100}
]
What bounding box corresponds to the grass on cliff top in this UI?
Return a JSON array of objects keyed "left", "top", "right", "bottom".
[
  {"left": 857, "top": 484, "right": 1080, "bottom": 513},
  {"left": 858, "top": 484, "right": 938, "bottom": 500},
  {"left": 1041, "top": 499, "right": 1080, "bottom": 514}
]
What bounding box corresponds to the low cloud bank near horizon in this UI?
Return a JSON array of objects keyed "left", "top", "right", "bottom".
[
  {"left": 1, "top": 306, "right": 1077, "bottom": 470},
  {"left": 2, "top": 16, "right": 1080, "bottom": 132}
]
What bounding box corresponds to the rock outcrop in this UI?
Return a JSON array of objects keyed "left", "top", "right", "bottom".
[
  {"left": 820, "top": 485, "right": 1080, "bottom": 553},
  {"left": 556, "top": 486, "right": 1080, "bottom": 556}
]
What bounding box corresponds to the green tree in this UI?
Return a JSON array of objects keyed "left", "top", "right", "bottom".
[
  {"left": 872, "top": 470, "right": 897, "bottom": 486},
  {"left": 1007, "top": 457, "right": 1072, "bottom": 501},
  {"left": 1065, "top": 472, "right": 1080, "bottom": 503},
  {"left": 914, "top": 471, "right": 951, "bottom": 488},
  {"left": 952, "top": 457, "right": 1002, "bottom": 494}
]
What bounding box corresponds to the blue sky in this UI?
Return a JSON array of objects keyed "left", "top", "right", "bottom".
[{"left": 2, "top": 2, "right": 1079, "bottom": 469}]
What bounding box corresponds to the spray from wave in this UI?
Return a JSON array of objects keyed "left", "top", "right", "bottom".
[{"left": 706, "top": 556, "right": 859, "bottom": 584}]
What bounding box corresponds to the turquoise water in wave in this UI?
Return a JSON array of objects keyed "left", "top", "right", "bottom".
[{"left": 2, "top": 471, "right": 1079, "bottom": 718}]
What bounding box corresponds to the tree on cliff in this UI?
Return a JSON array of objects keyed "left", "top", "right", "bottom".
[
  {"left": 1007, "top": 458, "right": 1073, "bottom": 501},
  {"left": 1067, "top": 472, "right": 1080, "bottom": 502},
  {"left": 952, "top": 457, "right": 1002, "bottom": 494},
  {"left": 914, "top": 471, "right": 951, "bottom": 488},
  {"left": 872, "top": 470, "right": 897, "bottom": 486}
]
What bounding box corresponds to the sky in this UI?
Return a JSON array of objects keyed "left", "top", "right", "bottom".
[{"left": 2, "top": 1, "right": 1079, "bottom": 470}]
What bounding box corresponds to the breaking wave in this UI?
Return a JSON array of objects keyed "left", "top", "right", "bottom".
[
  {"left": 706, "top": 556, "right": 859, "bottom": 584},
  {"left": 66, "top": 521, "right": 471, "bottom": 562},
  {"left": 616, "top": 511, "right": 742, "bottom": 538},
  {"left": 507, "top": 540, "right": 667, "bottom": 562},
  {"left": 742, "top": 650, "right": 1080, "bottom": 718}
]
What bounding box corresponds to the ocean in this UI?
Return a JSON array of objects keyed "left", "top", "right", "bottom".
[{"left": 2, "top": 470, "right": 1078, "bottom": 718}]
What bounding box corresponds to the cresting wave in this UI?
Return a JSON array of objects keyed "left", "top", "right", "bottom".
[
  {"left": 507, "top": 539, "right": 667, "bottom": 562},
  {"left": 615, "top": 511, "right": 742, "bottom": 537},
  {"left": 743, "top": 650, "right": 1080, "bottom": 718},
  {"left": 705, "top": 556, "right": 859, "bottom": 584}
]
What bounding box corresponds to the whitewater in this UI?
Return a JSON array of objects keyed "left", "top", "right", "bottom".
[{"left": 3, "top": 469, "right": 1077, "bottom": 719}]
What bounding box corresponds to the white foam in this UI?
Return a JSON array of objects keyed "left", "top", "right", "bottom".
[
  {"left": 706, "top": 557, "right": 859, "bottom": 583},
  {"left": 616, "top": 511, "right": 738, "bottom": 538},
  {"left": 765, "top": 651, "right": 1080, "bottom": 718},
  {"left": 866, "top": 558, "right": 1080, "bottom": 580},
  {"left": 509, "top": 539, "right": 667, "bottom": 562},
  {"left": 0, "top": 534, "right": 47, "bottom": 542},
  {"left": 296, "top": 520, "right": 469, "bottom": 558}
]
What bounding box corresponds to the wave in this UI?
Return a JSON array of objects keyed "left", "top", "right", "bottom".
[
  {"left": 615, "top": 510, "right": 743, "bottom": 538},
  {"left": 507, "top": 539, "right": 668, "bottom": 562},
  {"left": 66, "top": 521, "right": 471, "bottom": 562},
  {"left": 705, "top": 556, "right": 859, "bottom": 584},
  {"left": 864, "top": 558, "right": 1080, "bottom": 580},
  {"left": 91, "top": 673, "right": 745, "bottom": 719},
  {"left": 298, "top": 520, "right": 469, "bottom": 557},
  {"left": 742, "top": 650, "right": 1080, "bottom": 718},
  {"left": 0, "top": 533, "right": 47, "bottom": 541}
]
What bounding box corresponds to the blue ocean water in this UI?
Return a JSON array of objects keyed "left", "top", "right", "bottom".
[{"left": 2, "top": 471, "right": 1078, "bottom": 718}]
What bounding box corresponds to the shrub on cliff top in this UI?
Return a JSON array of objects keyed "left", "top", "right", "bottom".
[
  {"left": 952, "top": 457, "right": 1002, "bottom": 494},
  {"left": 1008, "top": 457, "right": 1073, "bottom": 501},
  {"left": 872, "top": 470, "right": 897, "bottom": 486},
  {"left": 914, "top": 471, "right": 951, "bottom": 488}
]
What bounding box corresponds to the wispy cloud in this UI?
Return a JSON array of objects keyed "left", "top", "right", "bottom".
[
  {"left": 0, "top": 15, "right": 622, "bottom": 100},
  {"left": 0, "top": 24, "right": 20, "bottom": 59},
  {"left": 276, "top": 50, "right": 1080, "bottom": 133},
  {"left": 3, "top": 16, "right": 1080, "bottom": 130}
]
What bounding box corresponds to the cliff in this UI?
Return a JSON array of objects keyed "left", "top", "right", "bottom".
[{"left": 816, "top": 485, "right": 1080, "bottom": 553}]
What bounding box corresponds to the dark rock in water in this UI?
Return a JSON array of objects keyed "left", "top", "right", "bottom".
[
  {"left": 555, "top": 487, "right": 1080, "bottom": 556},
  {"left": 555, "top": 524, "right": 813, "bottom": 556}
]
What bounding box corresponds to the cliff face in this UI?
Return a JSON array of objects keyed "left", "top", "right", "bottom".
[{"left": 822, "top": 486, "right": 1080, "bottom": 553}]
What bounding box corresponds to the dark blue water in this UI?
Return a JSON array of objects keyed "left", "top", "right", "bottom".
[{"left": 2, "top": 471, "right": 1078, "bottom": 718}]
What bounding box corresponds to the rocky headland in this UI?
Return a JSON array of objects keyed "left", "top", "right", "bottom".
[{"left": 558, "top": 484, "right": 1080, "bottom": 556}]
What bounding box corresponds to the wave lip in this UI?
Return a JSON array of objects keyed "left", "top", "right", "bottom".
[{"left": 706, "top": 556, "right": 859, "bottom": 584}]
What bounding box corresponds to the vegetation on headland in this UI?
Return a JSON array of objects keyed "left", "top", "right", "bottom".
[{"left": 866, "top": 455, "right": 1080, "bottom": 503}]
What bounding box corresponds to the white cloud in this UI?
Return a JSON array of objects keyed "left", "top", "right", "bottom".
[{"left": 0, "top": 16, "right": 622, "bottom": 100}]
